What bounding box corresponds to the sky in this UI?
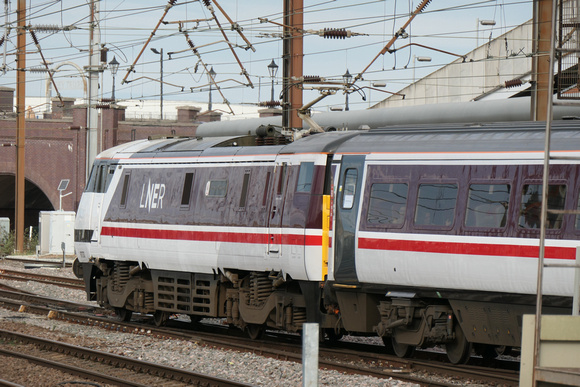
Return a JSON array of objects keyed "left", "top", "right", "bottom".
[{"left": 0, "top": 0, "right": 533, "bottom": 116}]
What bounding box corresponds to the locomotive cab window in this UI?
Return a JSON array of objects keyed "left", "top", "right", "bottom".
[
  {"left": 519, "top": 184, "right": 566, "bottom": 229},
  {"left": 85, "top": 162, "right": 117, "bottom": 193},
  {"left": 367, "top": 183, "right": 408, "bottom": 227},
  {"left": 341, "top": 169, "right": 358, "bottom": 209},
  {"left": 465, "top": 184, "right": 510, "bottom": 228},
  {"left": 414, "top": 183, "right": 458, "bottom": 228}
]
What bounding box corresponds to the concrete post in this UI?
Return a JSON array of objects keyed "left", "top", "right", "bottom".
[{"left": 302, "top": 323, "right": 319, "bottom": 387}]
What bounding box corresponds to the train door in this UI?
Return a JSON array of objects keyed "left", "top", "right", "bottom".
[
  {"left": 267, "top": 158, "right": 290, "bottom": 256},
  {"left": 88, "top": 162, "right": 117, "bottom": 245},
  {"left": 334, "top": 155, "right": 365, "bottom": 283}
]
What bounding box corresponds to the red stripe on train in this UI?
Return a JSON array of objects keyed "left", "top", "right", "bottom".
[
  {"left": 100, "top": 226, "right": 322, "bottom": 246},
  {"left": 357, "top": 237, "right": 576, "bottom": 260}
]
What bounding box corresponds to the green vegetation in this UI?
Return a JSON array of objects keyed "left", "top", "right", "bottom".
[{"left": 0, "top": 228, "right": 38, "bottom": 257}]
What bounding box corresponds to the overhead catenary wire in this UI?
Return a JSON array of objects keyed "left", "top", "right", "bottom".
[
  {"left": 121, "top": 0, "right": 177, "bottom": 85},
  {"left": 0, "top": 0, "right": 537, "bottom": 113}
]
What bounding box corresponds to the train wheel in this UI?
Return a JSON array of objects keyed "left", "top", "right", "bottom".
[
  {"left": 115, "top": 308, "right": 132, "bottom": 322},
  {"left": 446, "top": 323, "right": 471, "bottom": 364},
  {"left": 391, "top": 334, "right": 415, "bottom": 358},
  {"left": 246, "top": 324, "right": 265, "bottom": 340},
  {"left": 153, "top": 311, "right": 169, "bottom": 327}
]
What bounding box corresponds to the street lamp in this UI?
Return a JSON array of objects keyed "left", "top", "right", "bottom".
[
  {"left": 208, "top": 66, "right": 216, "bottom": 111},
  {"left": 267, "top": 59, "right": 278, "bottom": 102},
  {"left": 412, "top": 55, "right": 431, "bottom": 83},
  {"left": 150, "top": 48, "right": 164, "bottom": 119},
  {"left": 343, "top": 69, "right": 352, "bottom": 111},
  {"left": 476, "top": 19, "right": 496, "bottom": 48},
  {"left": 108, "top": 56, "right": 119, "bottom": 101}
]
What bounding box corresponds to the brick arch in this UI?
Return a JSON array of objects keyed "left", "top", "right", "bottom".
[
  {"left": 25, "top": 165, "right": 59, "bottom": 210},
  {"left": 0, "top": 161, "right": 57, "bottom": 210}
]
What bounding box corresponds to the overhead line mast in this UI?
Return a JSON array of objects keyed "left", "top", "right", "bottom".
[
  {"left": 15, "top": 0, "right": 25, "bottom": 253},
  {"left": 282, "top": 0, "right": 304, "bottom": 131}
]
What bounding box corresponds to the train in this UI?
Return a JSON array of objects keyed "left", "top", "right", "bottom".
[{"left": 73, "top": 121, "right": 580, "bottom": 364}]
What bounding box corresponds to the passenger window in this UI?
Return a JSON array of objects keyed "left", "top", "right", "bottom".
[
  {"left": 367, "top": 183, "right": 408, "bottom": 227},
  {"left": 341, "top": 169, "right": 358, "bottom": 209},
  {"left": 296, "top": 163, "right": 314, "bottom": 193},
  {"left": 465, "top": 184, "right": 510, "bottom": 228},
  {"left": 277, "top": 164, "right": 287, "bottom": 195},
  {"left": 519, "top": 184, "right": 566, "bottom": 229},
  {"left": 262, "top": 171, "right": 271, "bottom": 206},
  {"left": 205, "top": 180, "right": 228, "bottom": 197},
  {"left": 181, "top": 173, "right": 194, "bottom": 207},
  {"left": 575, "top": 195, "right": 580, "bottom": 229},
  {"left": 239, "top": 171, "right": 251, "bottom": 208},
  {"left": 414, "top": 183, "right": 458, "bottom": 227}
]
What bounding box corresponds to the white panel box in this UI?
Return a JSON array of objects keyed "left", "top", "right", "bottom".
[{"left": 38, "top": 211, "right": 76, "bottom": 255}]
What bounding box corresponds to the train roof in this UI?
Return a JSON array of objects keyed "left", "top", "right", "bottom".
[
  {"left": 336, "top": 120, "right": 580, "bottom": 154},
  {"left": 96, "top": 121, "right": 580, "bottom": 161}
]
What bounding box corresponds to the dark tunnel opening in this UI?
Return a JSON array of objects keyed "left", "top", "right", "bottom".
[{"left": 0, "top": 174, "right": 55, "bottom": 230}]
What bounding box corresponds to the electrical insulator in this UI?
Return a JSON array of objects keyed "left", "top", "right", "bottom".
[
  {"left": 29, "top": 30, "right": 39, "bottom": 45},
  {"left": 202, "top": 0, "right": 211, "bottom": 6},
  {"left": 96, "top": 104, "right": 111, "bottom": 109},
  {"left": 0, "top": 36, "right": 4, "bottom": 47},
  {"left": 303, "top": 75, "right": 322, "bottom": 83},
  {"left": 259, "top": 101, "right": 281, "bottom": 107},
  {"left": 168, "top": 0, "right": 177, "bottom": 5},
  {"left": 322, "top": 28, "right": 348, "bottom": 39},
  {"left": 416, "top": 0, "right": 432, "bottom": 13},
  {"left": 505, "top": 79, "right": 523, "bottom": 89},
  {"left": 31, "top": 25, "right": 61, "bottom": 32},
  {"left": 29, "top": 67, "right": 49, "bottom": 73}
]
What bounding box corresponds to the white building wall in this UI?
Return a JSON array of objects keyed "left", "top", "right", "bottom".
[{"left": 374, "top": 21, "right": 533, "bottom": 109}]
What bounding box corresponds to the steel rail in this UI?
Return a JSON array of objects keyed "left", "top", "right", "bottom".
[
  {"left": 0, "top": 289, "right": 519, "bottom": 386},
  {"left": 0, "top": 269, "right": 84, "bottom": 290},
  {"left": 0, "top": 329, "right": 252, "bottom": 387}
]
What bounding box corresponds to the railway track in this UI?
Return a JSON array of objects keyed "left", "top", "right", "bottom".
[
  {"left": 0, "top": 268, "right": 84, "bottom": 290},
  {"left": 0, "top": 288, "right": 520, "bottom": 386},
  {"left": 0, "top": 328, "right": 251, "bottom": 387},
  {"left": 0, "top": 256, "right": 73, "bottom": 267}
]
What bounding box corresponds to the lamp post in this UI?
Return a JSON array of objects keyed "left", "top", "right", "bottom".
[
  {"left": 208, "top": 66, "right": 216, "bottom": 111},
  {"left": 412, "top": 55, "right": 431, "bottom": 83},
  {"left": 267, "top": 59, "right": 278, "bottom": 102},
  {"left": 343, "top": 69, "right": 352, "bottom": 111},
  {"left": 476, "top": 19, "right": 496, "bottom": 48},
  {"left": 150, "top": 48, "right": 163, "bottom": 119},
  {"left": 108, "top": 56, "right": 119, "bottom": 101}
]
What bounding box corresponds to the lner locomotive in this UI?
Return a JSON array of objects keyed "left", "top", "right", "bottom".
[{"left": 74, "top": 121, "right": 580, "bottom": 364}]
